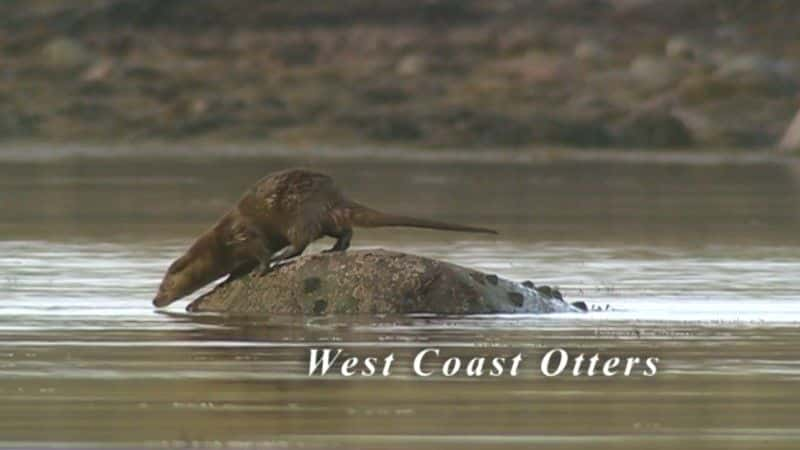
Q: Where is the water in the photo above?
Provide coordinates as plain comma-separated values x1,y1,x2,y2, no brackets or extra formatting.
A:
1,151,800,448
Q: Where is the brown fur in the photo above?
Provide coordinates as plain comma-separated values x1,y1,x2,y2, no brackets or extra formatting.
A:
153,168,497,307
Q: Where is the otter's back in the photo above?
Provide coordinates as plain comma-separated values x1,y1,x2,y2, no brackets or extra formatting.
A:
237,169,345,232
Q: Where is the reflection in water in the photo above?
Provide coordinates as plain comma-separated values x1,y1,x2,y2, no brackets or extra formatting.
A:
0,156,800,448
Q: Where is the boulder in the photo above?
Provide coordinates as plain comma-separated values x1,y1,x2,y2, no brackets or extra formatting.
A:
187,249,580,315
665,36,698,61
629,55,684,89
574,40,610,64
396,54,428,77
41,37,93,69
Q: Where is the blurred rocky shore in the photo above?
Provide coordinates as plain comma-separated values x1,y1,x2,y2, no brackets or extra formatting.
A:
2,0,800,151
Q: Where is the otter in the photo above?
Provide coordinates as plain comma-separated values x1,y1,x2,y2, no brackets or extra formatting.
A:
153,169,497,307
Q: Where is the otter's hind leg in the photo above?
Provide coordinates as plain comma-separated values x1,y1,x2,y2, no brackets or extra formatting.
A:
323,229,352,253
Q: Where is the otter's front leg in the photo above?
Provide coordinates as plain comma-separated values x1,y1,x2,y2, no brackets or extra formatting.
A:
227,222,274,277
221,260,259,285
255,248,274,275
266,241,309,270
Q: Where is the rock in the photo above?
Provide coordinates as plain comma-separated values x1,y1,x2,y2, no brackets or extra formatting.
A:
779,107,800,152
616,110,693,148
629,55,684,89
665,36,698,61
571,301,588,312
396,54,428,77
82,59,114,82
574,40,610,64
41,37,93,69
187,249,580,315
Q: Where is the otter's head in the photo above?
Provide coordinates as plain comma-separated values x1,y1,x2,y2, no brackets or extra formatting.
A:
153,254,200,308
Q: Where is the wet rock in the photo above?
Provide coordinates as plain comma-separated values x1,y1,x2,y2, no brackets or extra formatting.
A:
571,301,588,312
187,249,580,315
536,285,552,296
507,291,524,307
41,37,93,69
616,110,693,148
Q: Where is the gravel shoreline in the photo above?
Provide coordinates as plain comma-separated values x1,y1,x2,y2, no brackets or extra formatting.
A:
2,1,799,151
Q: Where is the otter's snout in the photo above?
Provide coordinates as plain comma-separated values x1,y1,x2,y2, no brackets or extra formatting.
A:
152,291,174,308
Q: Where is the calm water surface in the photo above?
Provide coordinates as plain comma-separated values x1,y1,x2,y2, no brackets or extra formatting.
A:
1,153,800,449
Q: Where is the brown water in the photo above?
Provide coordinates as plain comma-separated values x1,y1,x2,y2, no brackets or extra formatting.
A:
1,152,800,449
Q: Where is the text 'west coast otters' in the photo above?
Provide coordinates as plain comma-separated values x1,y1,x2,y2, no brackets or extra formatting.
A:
308,348,659,377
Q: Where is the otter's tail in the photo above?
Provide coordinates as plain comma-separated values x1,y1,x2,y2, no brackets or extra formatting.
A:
346,203,497,234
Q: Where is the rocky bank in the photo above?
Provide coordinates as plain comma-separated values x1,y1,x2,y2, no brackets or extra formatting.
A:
1,0,800,150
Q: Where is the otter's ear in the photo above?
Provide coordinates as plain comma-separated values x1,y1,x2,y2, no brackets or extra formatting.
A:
168,254,190,273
